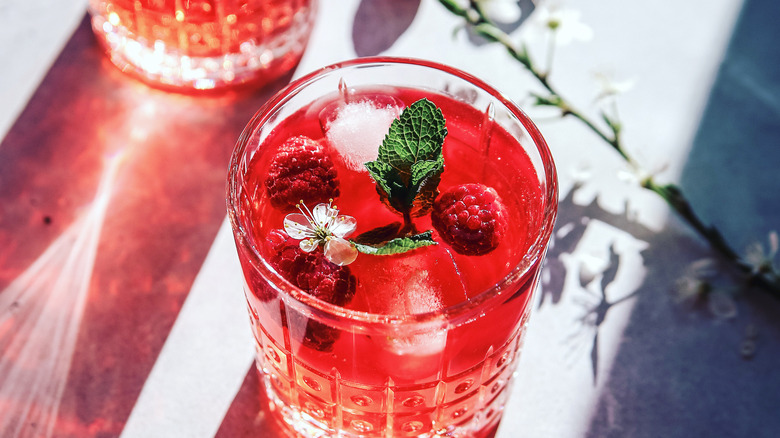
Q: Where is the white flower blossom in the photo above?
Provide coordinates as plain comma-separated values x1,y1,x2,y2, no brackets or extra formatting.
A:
744,231,779,275
617,159,668,187
529,5,593,45
478,0,522,24
283,200,358,266
674,258,738,319
593,71,635,104
674,258,716,302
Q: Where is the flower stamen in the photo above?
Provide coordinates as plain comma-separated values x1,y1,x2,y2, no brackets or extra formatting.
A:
284,200,358,265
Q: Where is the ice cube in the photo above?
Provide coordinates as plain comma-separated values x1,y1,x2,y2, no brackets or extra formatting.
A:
353,245,469,315
320,95,404,171
397,267,442,314
379,259,448,356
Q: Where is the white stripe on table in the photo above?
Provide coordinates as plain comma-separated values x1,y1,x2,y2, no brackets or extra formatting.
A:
120,218,254,438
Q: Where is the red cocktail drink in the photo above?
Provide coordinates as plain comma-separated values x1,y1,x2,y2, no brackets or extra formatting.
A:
89,0,316,91
228,58,557,437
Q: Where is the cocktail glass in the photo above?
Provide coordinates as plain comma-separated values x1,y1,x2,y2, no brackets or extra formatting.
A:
88,0,317,91
227,57,558,437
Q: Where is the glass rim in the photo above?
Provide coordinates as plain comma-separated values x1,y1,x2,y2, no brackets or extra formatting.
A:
227,56,558,326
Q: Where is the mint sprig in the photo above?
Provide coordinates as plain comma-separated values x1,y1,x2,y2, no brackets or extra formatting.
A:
352,231,437,255
365,98,447,222
354,98,447,256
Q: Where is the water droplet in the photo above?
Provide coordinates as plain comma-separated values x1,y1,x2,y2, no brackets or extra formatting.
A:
479,102,496,179
338,77,350,103
452,407,468,418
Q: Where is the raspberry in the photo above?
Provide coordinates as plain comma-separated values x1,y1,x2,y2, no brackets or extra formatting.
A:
431,183,508,256
272,246,356,307
269,234,356,351
265,136,340,210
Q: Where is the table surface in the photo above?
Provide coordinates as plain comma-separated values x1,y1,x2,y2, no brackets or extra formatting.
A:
2,1,779,437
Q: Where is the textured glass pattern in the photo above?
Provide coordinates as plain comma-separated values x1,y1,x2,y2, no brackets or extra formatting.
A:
251,306,531,437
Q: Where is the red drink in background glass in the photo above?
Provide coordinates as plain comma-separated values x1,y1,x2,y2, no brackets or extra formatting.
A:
228,58,558,437
88,0,316,91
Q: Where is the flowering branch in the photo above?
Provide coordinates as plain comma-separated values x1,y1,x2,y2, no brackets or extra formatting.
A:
438,0,780,299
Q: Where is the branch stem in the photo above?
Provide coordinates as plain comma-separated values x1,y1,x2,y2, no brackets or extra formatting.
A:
438,0,780,299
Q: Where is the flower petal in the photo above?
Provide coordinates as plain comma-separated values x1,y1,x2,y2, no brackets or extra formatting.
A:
300,238,319,252
687,258,717,278
744,241,765,268
530,6,593,46
329,215,357,238
324,237,358,266
769,231,779,257
593,72,636,103
312,203,338,228
481,0,522,24
284,213,315,239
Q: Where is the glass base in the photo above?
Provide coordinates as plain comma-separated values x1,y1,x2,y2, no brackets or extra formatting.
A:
89,11,312,92
259,363,507,438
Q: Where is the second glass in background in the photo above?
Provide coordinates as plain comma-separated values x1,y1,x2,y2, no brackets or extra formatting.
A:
89,0,317,91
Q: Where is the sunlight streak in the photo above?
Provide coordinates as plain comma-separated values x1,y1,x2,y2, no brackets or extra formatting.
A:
0,152,124,438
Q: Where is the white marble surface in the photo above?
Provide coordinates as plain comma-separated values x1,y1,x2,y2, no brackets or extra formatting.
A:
4,0,778,437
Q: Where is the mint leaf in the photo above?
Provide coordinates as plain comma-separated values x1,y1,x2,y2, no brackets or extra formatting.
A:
378,99,446,167
364,161,395,201
365,98,447,217
411,157,443,188
352,231,437,256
